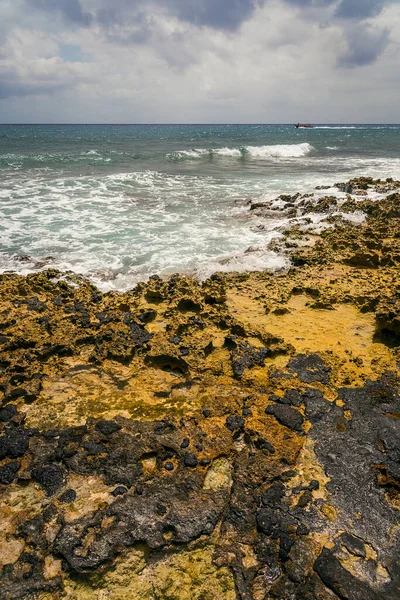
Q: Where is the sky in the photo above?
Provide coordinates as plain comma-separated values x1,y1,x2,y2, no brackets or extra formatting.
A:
0,0,399,123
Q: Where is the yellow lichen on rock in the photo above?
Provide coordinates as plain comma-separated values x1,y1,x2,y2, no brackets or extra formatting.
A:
1,181,400,600
41,544,236,600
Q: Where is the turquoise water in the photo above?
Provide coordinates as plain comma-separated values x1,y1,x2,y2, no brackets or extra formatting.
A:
0,124,399,289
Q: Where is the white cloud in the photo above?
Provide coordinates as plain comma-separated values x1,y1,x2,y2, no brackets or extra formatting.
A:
0,0,399,122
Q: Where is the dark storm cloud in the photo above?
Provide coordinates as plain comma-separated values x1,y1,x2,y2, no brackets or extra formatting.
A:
22,0,266,35
338,24,389,66
19,0,395,36
281,0,336,6
94,0,266,32
167,0,263,31
281,0,389,14
335,0,385,19
25,0,92,26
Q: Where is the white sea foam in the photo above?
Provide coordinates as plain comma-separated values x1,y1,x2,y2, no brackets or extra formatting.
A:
315,126,400,130
169,143,314,160
245,143,314,158
314,126,357,129
2,134,399,292
194,249,289,282
212,147,243,157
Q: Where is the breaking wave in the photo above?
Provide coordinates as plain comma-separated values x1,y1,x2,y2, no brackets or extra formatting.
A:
169,143,314,160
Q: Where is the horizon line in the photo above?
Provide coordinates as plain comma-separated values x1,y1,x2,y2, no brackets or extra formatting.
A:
1,122,399,126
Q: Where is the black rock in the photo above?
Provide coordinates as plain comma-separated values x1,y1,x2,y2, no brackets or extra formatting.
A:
154,421,175,435
32,465,65,496
156,504,168,516
261,483,285,506
83,442,106,455
279,532,294,562
225,415,245,432
112,486,128,497
287,354,331,384
0,429,29,459
314,548,381,600
44,429,60,439
308,479,320,491
231,343,269,378
296,523,310,536
242,407,253,416
184,453,198,468
154,391,170,398
297,490,313,508
180,437,190,449
123,315,152,346
339,532,366,558
59,489,77,503
164,462,174,471
256,507,279,535
303,388,331,423
265,404,304,433
283,389,303,407
202,409,211,418
96,420,122,435
259,439,275,454
137,310,156,324
0,461,21,485
200,459,211,466
162,450,175,460
282,469,297,479
65,426,87,440
0,404,18,422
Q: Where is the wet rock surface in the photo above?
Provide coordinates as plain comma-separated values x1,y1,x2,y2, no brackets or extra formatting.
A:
0,179,399,599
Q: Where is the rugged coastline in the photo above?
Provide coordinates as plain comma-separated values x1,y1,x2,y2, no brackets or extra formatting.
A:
0,177,399,599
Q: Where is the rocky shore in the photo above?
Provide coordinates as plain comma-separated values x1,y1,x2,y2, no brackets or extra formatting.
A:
0,177,399,600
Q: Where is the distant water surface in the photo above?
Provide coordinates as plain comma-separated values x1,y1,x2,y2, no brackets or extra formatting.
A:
0,124,399,290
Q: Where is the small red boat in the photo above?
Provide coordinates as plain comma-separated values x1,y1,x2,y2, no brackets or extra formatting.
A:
295,123,313,129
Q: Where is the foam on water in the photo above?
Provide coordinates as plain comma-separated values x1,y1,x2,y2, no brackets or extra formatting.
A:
169,143,314,160
314,126,357,129
1,124,399,290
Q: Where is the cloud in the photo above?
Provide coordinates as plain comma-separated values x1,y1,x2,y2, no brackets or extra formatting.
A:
0,0,399,122
338,23,389,66
25,0,92,26
0,55,95,99
26,0,265,33
166,0,263,31
0,70,63,99
282,0,336,6
335,0,385,19
92,0,266,37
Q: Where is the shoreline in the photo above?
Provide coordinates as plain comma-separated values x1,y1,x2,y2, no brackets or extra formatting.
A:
1,175,399,291
0,176,399,599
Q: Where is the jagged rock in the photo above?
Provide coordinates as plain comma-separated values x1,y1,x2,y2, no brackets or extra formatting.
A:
0,428,29,459
265,404,304,433
31,464,66,496
0,461,21,484
314,549,382,600
1,185,400,599
339,532,366,558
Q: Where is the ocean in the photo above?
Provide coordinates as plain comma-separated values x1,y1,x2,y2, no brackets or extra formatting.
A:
0,124,399,291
